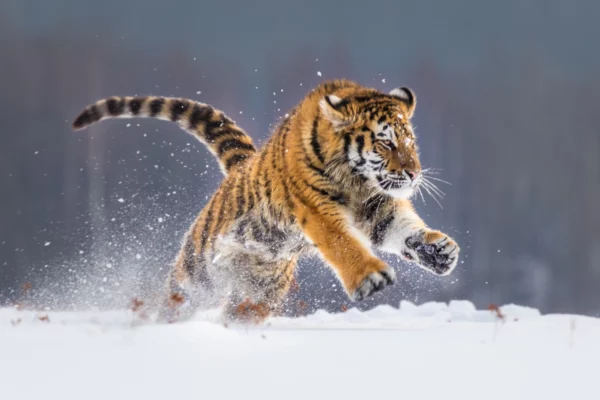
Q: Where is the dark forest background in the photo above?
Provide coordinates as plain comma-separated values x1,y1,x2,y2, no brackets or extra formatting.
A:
1,0,599,316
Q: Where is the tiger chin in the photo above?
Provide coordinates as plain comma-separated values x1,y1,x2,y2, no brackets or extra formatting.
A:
72,79,460,323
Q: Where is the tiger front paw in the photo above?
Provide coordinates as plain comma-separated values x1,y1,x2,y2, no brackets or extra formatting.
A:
350,263,396,301
404,230,459,276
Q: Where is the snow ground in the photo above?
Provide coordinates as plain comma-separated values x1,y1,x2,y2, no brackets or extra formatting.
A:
1,301,599,400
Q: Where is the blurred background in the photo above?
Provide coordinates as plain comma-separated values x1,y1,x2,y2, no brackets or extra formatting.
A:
1,0,599,316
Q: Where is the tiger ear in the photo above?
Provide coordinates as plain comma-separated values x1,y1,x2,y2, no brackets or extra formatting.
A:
319,95,351,129
390,87,416,117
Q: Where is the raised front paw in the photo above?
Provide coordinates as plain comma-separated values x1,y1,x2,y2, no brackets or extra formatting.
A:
351,264,396,301
405,230,459,276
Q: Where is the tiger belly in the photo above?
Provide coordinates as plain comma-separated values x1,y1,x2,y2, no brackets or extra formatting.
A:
212,216,311,266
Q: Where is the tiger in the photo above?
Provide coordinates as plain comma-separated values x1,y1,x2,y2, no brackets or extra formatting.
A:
72,79,460,323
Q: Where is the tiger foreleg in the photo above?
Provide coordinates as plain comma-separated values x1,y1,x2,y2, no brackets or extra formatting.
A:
375,199,460,276
297,205,396,302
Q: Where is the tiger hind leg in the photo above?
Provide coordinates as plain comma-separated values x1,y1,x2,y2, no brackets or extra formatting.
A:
156,244,215,323
156,269,196,323
222,258,297,324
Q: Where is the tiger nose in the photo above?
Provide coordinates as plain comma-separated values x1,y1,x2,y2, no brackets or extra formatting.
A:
403,169,418,181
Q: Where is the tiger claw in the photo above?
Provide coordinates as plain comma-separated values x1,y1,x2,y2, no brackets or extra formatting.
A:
351,266,396,301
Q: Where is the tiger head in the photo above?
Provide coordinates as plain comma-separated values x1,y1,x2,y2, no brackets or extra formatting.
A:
320,85,422,199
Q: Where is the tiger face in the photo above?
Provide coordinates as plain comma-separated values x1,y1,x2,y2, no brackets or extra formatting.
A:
320,86,422,199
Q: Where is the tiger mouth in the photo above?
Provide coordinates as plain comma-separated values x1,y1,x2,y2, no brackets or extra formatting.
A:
376,176,410,191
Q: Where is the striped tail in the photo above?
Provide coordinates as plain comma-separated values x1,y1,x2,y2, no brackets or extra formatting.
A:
72,96,256,174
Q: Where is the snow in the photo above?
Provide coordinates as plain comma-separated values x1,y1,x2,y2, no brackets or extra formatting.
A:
1,301,598,400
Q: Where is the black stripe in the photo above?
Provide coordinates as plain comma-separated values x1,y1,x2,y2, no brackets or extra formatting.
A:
322,81,338,93
235,176,246,219
189,104,212,130
371,214,395,245
106,97,125,116
329,193,347,205
235,218,250,239
286,176,311,209
262,155,272,200
205,117,233,142
397,87,414,105
376,175,390,190
204,112,234,143
182,235,195,265
325,94,349,110
354,96,373,103
199,199,215,253
343,133,352,156
305,158,328,177
149,98,165,117
310,116,325,164
225,153,249,170
353,94,390,103
303,179,346,205
206,117,228,131
170,100,189,121
246,181,255,212
73,105,102,129
254,145,268,200
355,135,366,166
217,138,256,155
264,178,272,200
278,122,295,212
356,134,365,154
211,194,228,252
129,98,143,115
88,105,102,123
182,235,196,278
246,154,258,212
206,127,246,143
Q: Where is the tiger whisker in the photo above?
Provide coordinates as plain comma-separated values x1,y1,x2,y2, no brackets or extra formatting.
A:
420,178,446,197
421,184,445,204
375,196,385,215
363,186,385,205
416,176,444,207
421,167,443,172
421,174,452,185
416,186,427,205
420,183,443,209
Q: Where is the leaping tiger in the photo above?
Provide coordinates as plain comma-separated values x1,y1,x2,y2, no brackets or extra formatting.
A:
73,79,460,322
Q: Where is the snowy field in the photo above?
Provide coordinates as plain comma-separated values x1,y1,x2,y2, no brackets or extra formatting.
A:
1,301,599,400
